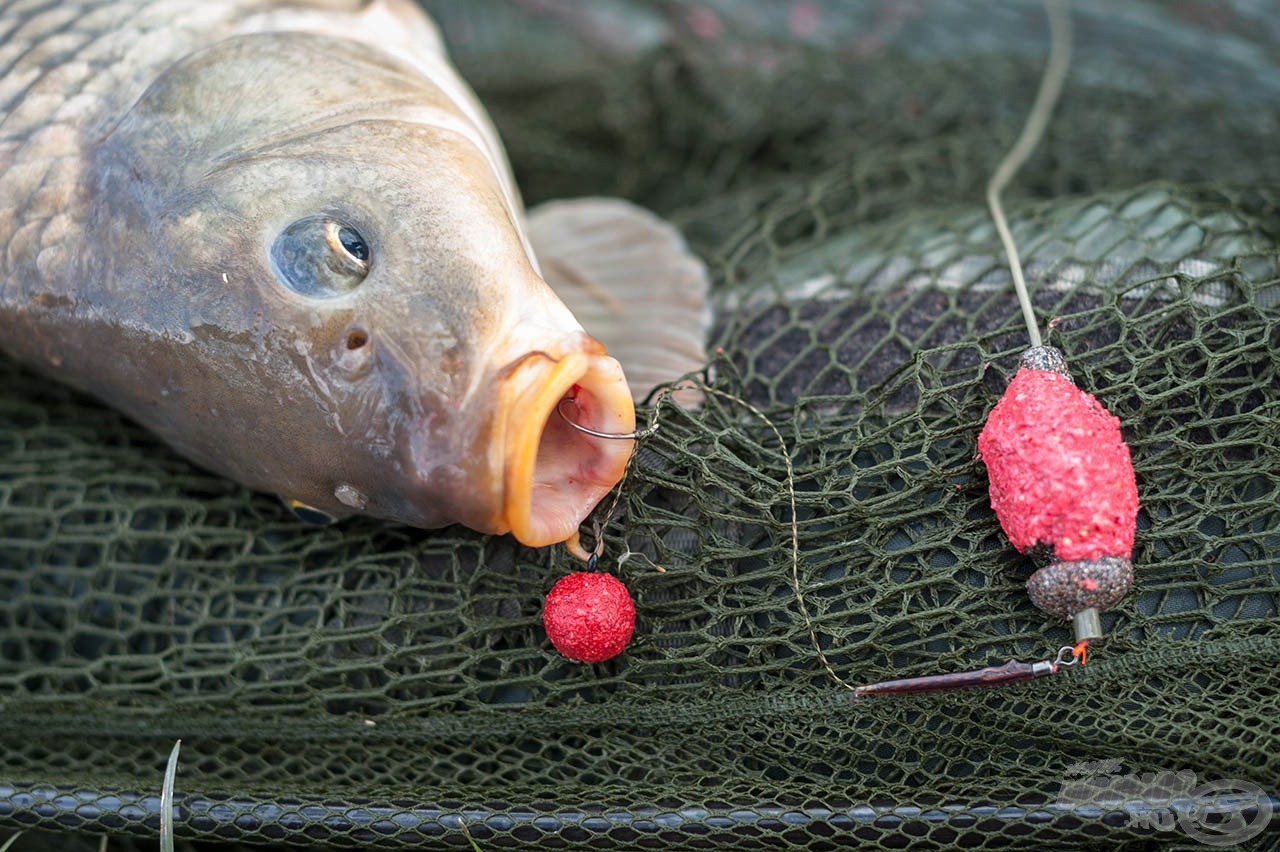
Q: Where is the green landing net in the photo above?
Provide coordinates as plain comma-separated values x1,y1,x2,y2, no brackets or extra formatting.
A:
1,1,1278,849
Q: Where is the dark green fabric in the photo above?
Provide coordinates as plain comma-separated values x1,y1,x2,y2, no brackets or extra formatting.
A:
1,1,1277,848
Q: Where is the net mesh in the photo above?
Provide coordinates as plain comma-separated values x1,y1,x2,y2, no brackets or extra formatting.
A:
2,0,1279,848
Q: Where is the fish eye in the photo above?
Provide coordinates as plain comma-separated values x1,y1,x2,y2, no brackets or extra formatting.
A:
270,216,370,297
336,225,369,263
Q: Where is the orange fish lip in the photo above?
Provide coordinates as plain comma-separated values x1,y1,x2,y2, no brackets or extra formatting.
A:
496,340,635,549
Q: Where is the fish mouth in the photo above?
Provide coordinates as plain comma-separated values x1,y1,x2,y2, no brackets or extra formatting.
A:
497,340,635,549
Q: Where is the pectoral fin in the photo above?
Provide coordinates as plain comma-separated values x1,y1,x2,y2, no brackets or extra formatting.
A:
283,497,339,526
527,198,711,404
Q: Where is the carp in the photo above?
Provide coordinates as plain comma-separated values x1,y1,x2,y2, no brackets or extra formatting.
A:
0,0,709,552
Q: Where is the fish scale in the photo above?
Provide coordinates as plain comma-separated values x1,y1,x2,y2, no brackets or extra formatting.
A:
0,0,251,316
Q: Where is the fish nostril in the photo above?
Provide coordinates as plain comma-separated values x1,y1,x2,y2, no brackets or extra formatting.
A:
336,325,374,377
345,327,369,350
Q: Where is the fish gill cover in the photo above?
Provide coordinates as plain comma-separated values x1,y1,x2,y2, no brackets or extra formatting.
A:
1,0,1279,849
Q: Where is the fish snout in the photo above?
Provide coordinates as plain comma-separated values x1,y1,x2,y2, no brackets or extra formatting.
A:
491,333,635,548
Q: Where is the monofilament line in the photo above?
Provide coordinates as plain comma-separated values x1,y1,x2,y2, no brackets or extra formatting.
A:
985,0,1072,348
572,377,851,687
692,387,848,689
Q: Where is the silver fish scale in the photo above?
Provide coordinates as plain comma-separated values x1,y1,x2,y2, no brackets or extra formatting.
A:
0,0,255,306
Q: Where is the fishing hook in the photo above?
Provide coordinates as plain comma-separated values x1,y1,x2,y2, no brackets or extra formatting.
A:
556,397,661,440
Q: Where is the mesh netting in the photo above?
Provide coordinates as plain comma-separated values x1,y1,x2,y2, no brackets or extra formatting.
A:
2,0,1279,849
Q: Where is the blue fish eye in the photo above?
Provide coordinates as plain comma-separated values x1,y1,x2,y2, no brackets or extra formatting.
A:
271,216,370,297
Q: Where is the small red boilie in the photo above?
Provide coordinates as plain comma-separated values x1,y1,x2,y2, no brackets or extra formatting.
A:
543,572,635,663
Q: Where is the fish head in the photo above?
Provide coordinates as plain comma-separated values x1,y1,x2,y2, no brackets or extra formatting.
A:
89,33,635,547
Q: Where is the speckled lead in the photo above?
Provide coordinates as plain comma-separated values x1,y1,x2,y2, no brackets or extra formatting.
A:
1020,345,1072,379
1026,556,1134,619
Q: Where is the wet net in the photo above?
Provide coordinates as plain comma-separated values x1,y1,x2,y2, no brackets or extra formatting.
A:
2,0,1279,849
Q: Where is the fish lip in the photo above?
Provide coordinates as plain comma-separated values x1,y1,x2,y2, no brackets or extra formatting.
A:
496,337,635,549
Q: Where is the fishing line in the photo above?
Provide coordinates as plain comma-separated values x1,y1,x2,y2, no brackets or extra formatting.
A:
563,372,1084,694
560,0,1079,691
855,0,1112,696
687,383,852,691
558,390,669,561
561,373,853,688
986,0,1071,348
